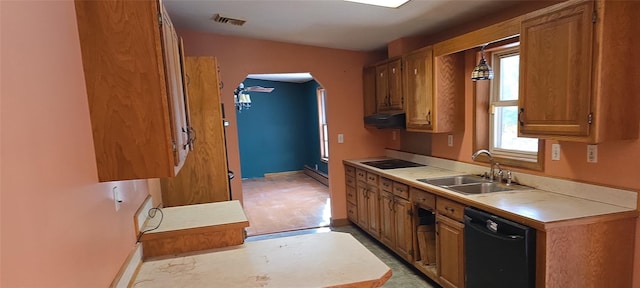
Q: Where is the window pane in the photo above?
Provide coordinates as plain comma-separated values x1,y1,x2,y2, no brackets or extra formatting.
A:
493,106,538,152
499,55,519,101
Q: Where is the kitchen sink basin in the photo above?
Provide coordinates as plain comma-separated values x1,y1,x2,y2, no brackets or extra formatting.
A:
417,175,531,195
447,182,516,194
418,175,488,186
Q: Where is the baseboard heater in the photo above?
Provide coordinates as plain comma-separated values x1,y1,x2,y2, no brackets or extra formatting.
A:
304,165,329,187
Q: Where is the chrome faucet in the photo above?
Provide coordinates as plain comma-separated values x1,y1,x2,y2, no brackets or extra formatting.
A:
472,149,495,181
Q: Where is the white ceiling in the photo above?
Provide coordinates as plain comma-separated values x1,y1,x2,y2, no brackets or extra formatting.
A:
164,0,523,83
163,0,522,52
246,73,314,83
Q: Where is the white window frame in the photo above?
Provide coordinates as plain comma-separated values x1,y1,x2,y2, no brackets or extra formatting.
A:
317,88,329,162
489,47,539,162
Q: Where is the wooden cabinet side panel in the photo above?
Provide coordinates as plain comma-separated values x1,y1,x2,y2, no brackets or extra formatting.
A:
74,1,174,181
433,53,464,133
362,66,377,117
543,217,636,288
592,0,640,141
141,228,245,259
519,0,593,137
161,57,230,207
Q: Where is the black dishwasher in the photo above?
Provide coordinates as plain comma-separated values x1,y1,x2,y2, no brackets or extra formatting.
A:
464,207,536,288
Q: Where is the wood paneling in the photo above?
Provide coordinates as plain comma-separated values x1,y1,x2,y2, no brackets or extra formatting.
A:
540,217,636,288
363,66,377,117
161,57,230,207
434,16,521,56
434,53,465,133
142,228,245,259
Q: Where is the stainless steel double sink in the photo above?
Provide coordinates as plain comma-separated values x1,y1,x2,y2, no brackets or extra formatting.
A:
417,174,530,195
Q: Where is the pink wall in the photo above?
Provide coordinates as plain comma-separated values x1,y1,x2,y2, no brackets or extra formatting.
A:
178,30,397,219
1,2,156,286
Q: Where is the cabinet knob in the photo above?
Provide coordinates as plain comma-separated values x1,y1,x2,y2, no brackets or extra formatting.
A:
519,108,525,126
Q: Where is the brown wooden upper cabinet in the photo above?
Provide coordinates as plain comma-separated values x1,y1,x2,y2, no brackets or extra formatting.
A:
404,47,462,133
376,58,404,112
75,0,192,182
518,0,639,143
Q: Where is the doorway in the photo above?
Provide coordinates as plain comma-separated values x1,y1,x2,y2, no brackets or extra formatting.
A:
235,73,331,236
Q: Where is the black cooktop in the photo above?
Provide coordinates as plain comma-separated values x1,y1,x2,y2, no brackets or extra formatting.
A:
361,159,425,170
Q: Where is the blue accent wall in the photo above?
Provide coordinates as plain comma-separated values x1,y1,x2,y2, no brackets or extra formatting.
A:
237,78,329,178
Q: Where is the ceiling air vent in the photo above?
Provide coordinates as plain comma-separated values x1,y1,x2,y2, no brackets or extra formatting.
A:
212,14,246,26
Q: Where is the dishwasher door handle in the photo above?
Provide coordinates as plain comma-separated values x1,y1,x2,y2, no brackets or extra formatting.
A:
466,218,524,241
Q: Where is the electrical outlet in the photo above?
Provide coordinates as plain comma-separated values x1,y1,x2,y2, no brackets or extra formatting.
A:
113,186,122,212
587,144,598,163
447,135,453,147
551,144,560,161
337,134,344,144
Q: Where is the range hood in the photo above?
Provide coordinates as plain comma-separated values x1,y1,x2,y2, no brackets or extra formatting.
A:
364,112,405,129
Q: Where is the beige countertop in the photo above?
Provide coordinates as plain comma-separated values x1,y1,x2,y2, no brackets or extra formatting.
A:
141,200,249,238
345,154,637,229
132,232,392,288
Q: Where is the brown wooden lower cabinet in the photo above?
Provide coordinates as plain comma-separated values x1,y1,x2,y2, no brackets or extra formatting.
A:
436,214,464,288
343,164,636,288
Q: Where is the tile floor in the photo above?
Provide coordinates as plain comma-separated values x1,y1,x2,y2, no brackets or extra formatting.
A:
242,173,437,287
242,173,331,236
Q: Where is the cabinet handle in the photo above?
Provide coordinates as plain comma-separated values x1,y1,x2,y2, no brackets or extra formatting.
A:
519,108,525,126
388,197,394,212
445,206,455,213
426,110,431,125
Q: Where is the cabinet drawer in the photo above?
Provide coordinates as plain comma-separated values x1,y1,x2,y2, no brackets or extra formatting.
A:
366,172,379,186
393,182,409,199
380,177,393,192
345,165,356,177
346,186,357,204
437,197,465,222
346,176,356,188
411,187,436,210
356,169,366,182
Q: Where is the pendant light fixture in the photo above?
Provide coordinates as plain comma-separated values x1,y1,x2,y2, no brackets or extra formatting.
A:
471,44,494,81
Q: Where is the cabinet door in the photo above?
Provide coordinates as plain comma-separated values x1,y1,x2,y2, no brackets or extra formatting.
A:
387,58,404,110
363,66,377,117
160,4,190,168
356,183,369,228
404,47,434,131
519,0,594,138
74,0,190,182
437,215,465,288
395,197,414,262
367,185,381,238
376,64,390,111
160,57,230,207
380,191,396,248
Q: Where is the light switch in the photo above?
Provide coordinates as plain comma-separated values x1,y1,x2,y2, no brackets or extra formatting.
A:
551,144,560,161
338,134,344,144
447,135,453,147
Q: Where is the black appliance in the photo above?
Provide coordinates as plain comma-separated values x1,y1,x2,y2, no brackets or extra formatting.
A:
464,207,536,288
364,112,406,129
361,159,424,169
